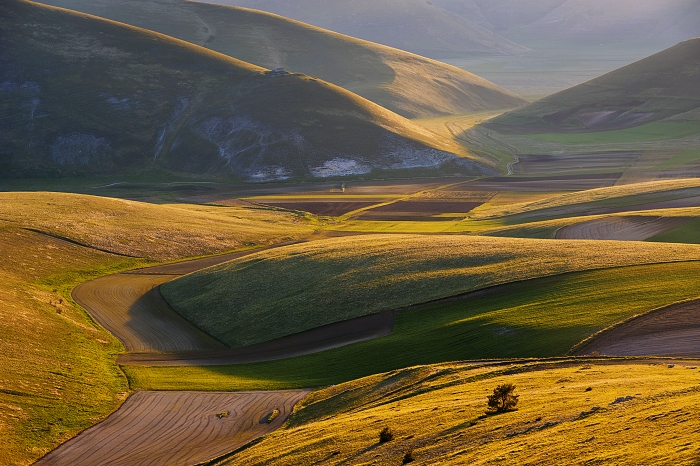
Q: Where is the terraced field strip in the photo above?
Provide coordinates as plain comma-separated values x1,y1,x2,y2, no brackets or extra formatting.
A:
556,216,693,241
72,242,304,353
118,309,394,366
576,299,700,357
35,390,310,466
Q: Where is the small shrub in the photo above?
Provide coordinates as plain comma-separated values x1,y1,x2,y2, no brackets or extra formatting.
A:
379,426,394,443
402,449,415,464
266,409,280,423
487,383,519,413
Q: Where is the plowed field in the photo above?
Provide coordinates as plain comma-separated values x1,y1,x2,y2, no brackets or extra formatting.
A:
35,390,309,466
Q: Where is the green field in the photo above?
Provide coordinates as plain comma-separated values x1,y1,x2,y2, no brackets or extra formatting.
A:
653,149,700,170
648,218,700,244
160,234,700,347
527,122,700,145
128,261,700,391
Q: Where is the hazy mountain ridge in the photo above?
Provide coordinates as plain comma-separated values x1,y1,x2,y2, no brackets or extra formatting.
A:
486,38,700,132
197,0,528,58
34,0,527,119
2,0,491,180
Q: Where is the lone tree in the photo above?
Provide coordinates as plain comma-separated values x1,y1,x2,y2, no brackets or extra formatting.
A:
487,383,519,413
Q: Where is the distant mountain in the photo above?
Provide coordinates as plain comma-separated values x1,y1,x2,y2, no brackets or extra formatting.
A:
486,38,700,132
35,0,527,119
435,0,700,46
194,0,528,58
1,0,492,180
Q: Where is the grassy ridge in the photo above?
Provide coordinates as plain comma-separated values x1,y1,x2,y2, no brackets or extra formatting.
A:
129,261,700,391
194,0,527,58
225,361,700,465
161,235,700,347
2,0,483,180
36,0,526,118
0,191,316,464
487,38,700,132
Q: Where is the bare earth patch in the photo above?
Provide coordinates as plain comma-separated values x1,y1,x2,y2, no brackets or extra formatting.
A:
35,390,309,466
575,299,700,357
556,216,693,241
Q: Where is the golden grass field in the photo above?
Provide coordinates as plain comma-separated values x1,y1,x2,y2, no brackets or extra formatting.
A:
227,360,700,465
0,192,315,465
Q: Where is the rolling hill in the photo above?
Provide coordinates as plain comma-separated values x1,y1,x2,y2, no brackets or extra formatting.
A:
1,0,490,181
160,234,700,348
34,0,527,119
0,191,313,464
196,0,528,58
486,38,700,133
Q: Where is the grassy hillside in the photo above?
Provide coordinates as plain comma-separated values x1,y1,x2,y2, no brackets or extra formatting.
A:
0,191,317,464
0,192,314,260
224,361,700,465
129,261,700,391
161,234,700,347
196,0,527,58
2,0,486,181
487,38,700,133
35,0,527,119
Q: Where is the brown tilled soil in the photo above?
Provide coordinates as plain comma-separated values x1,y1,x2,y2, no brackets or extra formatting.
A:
118,310,394,366
73,274,226,353
259,201,379,216
76,235,392,365
512,154,639,177
556,216,693,241
575,299,700,357
365,201,483,213
467,173,622,191
35,390,310,466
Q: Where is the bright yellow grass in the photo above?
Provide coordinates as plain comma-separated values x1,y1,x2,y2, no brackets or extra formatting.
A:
230,361,700,465
0,192,315,260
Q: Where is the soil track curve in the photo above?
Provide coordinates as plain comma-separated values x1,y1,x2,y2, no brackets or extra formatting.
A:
36,390,310,466
575,298,700,357
556,216,692,241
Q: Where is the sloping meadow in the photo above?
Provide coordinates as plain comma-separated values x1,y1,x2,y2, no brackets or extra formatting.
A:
161,234,700,347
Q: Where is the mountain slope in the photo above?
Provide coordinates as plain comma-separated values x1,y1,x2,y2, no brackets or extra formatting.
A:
197,0,528,58
1,0,491,180
34,0,527,119
486,38,700,132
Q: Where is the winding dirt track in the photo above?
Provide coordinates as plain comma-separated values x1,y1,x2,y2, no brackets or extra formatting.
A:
556,216,692,241
575,299,700,357
74,237,392,365
36,390,310,466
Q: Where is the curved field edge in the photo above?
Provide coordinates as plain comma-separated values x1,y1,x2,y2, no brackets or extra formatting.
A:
126,260,700,391
161,234,700,348
0,192,316,465
469,179,700,220
479,207,700,240
221,360,700,465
